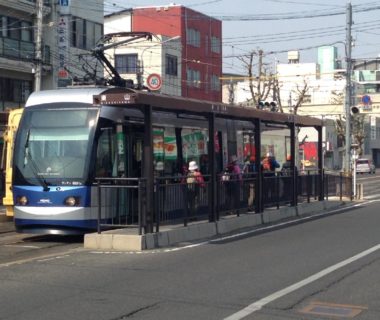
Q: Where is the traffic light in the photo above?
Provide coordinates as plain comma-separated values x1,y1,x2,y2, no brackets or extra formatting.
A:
351,106,360,114
257,101,277,112
270,101,277,112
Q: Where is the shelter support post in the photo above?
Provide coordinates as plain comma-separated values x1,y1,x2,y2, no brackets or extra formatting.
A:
290,121,297,206
317,126,324,201
208,112,216,222
143,105,154,233
254,119,263,213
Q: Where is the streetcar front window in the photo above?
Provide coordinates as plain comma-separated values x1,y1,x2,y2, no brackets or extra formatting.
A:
14,107,98,186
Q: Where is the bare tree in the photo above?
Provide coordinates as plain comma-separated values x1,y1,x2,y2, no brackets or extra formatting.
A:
238,50,274,109
352,114,366,156
330,90,366,155
239,49,309,114
291,81,309,115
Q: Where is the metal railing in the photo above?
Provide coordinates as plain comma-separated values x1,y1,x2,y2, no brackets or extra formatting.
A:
96,177,146,235
95,170,352,233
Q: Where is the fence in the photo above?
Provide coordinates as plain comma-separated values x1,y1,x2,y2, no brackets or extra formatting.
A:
96,170,352,233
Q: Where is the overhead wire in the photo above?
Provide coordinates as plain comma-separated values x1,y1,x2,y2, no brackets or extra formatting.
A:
3,0,380,84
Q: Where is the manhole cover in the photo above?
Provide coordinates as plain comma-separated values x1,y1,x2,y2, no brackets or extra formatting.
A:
299,301,367,318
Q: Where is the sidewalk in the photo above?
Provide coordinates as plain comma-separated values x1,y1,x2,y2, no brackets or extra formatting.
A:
84,199,350,252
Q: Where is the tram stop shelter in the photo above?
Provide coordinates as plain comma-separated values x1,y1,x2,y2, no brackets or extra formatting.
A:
85,88,349,251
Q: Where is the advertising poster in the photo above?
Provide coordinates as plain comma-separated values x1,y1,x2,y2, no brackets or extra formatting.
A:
153,128,164,160
164,127,177,160
300,142,318,168
182,129,207,161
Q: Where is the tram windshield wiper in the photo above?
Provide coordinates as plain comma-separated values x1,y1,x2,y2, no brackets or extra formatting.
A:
23,129,50,192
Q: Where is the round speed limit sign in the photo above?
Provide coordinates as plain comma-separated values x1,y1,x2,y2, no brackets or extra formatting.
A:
146,73,162,91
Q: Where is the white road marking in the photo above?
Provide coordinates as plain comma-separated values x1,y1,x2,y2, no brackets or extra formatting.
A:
3,244,40,249
224,243,380,320
364,194,380,199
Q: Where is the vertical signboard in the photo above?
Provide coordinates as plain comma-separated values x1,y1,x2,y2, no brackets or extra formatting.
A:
57,15,70,87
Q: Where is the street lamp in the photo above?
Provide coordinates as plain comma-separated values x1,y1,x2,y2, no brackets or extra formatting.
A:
137,35,180,89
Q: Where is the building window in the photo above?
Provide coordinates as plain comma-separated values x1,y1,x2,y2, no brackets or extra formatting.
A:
186,28,200,47
210,74,220,91
71,17,84,49
1,17,33,41
211,36,221,54
187,68,201,88
21,21,33,42
165,54,178,76
7,17,21,40
0,77,32,105
115,54,138,74
71,17,102,50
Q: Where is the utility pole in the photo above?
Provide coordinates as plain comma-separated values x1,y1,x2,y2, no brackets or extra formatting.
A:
228,79,235,104
34,0,43,91
344,1,353,173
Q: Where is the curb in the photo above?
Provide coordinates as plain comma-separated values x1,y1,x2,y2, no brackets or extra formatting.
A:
84,200,349,251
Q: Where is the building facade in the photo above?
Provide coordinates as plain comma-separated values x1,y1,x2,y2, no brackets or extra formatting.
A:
352,59,380,166
0,0,103,111
105,4,222,102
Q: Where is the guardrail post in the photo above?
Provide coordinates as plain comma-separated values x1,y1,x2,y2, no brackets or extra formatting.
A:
339,172,343,201
97,181,101,234
138,179,143,235
276,173,280,209
307,170,311,203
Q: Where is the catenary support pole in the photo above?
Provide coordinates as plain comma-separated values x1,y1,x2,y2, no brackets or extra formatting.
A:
34,0,43,91
344,1,353,173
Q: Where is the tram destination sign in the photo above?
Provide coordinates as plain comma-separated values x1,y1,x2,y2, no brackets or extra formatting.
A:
94,93,137,105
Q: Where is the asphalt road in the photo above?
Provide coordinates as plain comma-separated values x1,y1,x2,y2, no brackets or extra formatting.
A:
0,199,379,320
356,171,380,200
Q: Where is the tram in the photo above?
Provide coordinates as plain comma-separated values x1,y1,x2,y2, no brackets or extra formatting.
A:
12,85,321,234
11,87,249,233
2,108,23,216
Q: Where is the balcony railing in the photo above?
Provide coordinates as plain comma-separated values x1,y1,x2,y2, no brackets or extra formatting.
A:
21,0,51,6
0,37,50,64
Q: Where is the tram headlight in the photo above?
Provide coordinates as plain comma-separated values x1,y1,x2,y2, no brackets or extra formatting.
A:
64,196,80,206
16,196,28,206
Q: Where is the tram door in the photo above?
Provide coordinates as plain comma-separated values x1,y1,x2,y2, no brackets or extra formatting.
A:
123,124,144,223
125,125,144,178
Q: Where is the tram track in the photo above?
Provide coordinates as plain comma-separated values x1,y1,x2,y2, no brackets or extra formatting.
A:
0,226,84,266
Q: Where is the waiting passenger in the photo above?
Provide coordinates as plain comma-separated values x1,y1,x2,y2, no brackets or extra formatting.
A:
262,152,280,176
225,155,242,214
186,161,205,218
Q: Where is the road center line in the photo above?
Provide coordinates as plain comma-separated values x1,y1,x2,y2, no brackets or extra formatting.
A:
224,243,380,320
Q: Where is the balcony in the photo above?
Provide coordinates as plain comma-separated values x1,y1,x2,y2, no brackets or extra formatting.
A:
21,0,51,5
0,38,50,65
4,0,52,15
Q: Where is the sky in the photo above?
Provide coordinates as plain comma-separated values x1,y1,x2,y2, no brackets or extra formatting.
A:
104,0,380,74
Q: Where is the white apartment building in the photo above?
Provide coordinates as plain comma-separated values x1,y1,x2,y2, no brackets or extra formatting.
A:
104,10,182,97
0,0,103,110
222,49,346,169
102,33,182,96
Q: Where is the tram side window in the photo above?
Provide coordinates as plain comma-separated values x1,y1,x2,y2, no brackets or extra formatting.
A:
96,128,115,177
153,127,178,176
182,128,208,174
